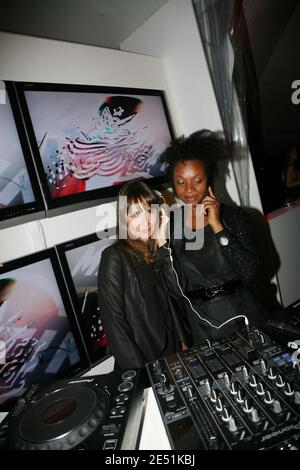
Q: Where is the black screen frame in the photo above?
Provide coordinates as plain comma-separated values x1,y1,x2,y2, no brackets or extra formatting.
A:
15,81,175,216
56,228,116,366
0,248,90,412
0,82,45,228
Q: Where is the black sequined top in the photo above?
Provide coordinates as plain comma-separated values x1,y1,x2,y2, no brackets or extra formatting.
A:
156,204,263,343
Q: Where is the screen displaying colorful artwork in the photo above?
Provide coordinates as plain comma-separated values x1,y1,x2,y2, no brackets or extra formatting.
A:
0,250,88,411
57,231,116,364
16,83,173,211
0,82,44,226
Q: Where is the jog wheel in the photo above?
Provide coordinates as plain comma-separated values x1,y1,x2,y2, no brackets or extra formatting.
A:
14,384,109,450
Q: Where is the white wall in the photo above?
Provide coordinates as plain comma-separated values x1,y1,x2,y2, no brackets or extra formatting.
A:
121,0,244,207
0,31,169,261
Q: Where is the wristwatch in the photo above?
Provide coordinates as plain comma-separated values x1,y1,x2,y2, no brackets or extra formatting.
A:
219,235,229,246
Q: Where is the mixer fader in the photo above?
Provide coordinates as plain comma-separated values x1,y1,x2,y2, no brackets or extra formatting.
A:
146,326,300,450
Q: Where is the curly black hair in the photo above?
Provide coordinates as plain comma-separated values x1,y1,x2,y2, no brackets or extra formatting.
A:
160,129,230,187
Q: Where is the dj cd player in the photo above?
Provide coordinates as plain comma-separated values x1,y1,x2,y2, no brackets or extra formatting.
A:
0,369,145,450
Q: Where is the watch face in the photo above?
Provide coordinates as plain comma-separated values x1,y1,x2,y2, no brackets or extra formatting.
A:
219,236,229,246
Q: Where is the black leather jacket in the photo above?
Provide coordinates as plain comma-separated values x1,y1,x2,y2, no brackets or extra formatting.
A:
97,243,186,370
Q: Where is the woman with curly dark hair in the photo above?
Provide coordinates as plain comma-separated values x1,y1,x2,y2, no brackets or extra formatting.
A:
157,129,265,344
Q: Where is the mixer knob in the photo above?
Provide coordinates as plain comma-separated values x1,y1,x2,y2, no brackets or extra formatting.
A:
175,368,184,380
250,408,260,423
221,405,231,422
237,389,245,404
294,391,300,405
273,399,282,414
215,397,223,412
185,385,194,400
284,383,294,397
242,366,249,381
188,357,199,367
275,374,285,388
223,372,230,389
249,374,258,388
204,379,211,396
210,389,218,403
208,435,219,450
256,382,265,396
242,398,253,413
260,359,267,375
264,390,274,405
259,333,265,345
166,397,178,410
267,367,277,380
158,373,173,395
228,416,238,433
230,381,238,396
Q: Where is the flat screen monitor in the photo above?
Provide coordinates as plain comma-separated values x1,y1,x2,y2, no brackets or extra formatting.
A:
0,82,45,228
56,229,116,365
15,82,174,216
0,249,89,411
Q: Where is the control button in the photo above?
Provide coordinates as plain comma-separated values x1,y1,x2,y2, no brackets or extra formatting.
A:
256,382,265,396
118,381,133,392
166,398,177,409
175,368,184,380
221,405,231,422
264,390,274,405
230,381,238,396
110,406,126,416
228,416,238,433
273,400,282,414
208,435,219,450
215,397,223,412
249,374,258,388
242,366,249,381
204,379,211,396
250,408,260,423
122,370,136,380
185,385,194,400
260,359,267,375
236,389,245,404
223,372,230,389
284,383,294,397
115,393,129,403
210,389,217,403
275,374,285,388
242,398,253,414
294,391,300,405
103,439,117,450
267,368,277,380
188,357,199,367
259,333,265,344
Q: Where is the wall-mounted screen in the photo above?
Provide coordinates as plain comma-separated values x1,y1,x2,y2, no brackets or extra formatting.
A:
0,249,89,411
56,229,116,365
16,82,174,216
0,82,45,228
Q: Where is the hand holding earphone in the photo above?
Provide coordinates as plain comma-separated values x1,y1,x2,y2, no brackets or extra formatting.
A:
202,186,224,233
156,205,170,247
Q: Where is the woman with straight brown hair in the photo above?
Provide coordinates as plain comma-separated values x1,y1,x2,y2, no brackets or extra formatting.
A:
97,180,188,370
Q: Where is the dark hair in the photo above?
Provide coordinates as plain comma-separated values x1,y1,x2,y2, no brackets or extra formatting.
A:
160,129,230,188
117,180,160,263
